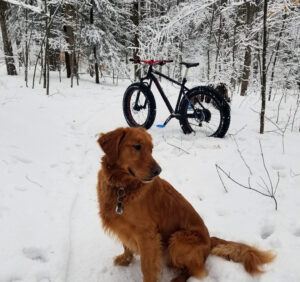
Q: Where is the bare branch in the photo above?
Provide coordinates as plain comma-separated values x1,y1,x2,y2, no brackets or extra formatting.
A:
215,164,228,193
229,124,247,137
2,0,42,13
259,140,274,193
215,140,279,210
291,93,300,132
232,135,253,175
290,169,300,178
162,136,190,155
25,175,43,189
215,164,270,197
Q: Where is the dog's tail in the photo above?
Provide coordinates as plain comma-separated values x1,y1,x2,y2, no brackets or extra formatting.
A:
210,236,275,274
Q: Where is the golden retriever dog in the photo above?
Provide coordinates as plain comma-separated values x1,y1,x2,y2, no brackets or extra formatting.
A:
96,127,274,282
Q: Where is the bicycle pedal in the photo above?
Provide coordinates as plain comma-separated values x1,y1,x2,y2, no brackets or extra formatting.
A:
156,124,166,128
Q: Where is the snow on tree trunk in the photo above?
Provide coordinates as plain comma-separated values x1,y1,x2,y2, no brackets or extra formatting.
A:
260,0,268,134
240,1,255,96
63,3,77,79
0,0,17,75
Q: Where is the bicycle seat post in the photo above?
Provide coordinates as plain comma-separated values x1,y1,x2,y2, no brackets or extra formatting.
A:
182,66,189,84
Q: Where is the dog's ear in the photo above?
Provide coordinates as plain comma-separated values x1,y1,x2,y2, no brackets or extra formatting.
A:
97,128,127,164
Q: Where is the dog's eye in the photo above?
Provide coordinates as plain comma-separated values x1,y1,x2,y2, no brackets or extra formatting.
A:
133,144,142,151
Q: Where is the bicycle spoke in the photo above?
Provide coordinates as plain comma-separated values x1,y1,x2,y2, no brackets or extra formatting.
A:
128,90,150,126
193,96,207,110
183,92,222,136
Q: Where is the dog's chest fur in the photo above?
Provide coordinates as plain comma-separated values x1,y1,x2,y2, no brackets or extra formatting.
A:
97,170,151,253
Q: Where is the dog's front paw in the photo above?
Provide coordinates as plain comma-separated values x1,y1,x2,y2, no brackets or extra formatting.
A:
114,253,133,266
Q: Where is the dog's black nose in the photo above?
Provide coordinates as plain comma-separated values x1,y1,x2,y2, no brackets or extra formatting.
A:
152,165,162,177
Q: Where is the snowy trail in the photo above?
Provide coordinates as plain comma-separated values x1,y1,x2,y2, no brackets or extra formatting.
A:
1,74,300,282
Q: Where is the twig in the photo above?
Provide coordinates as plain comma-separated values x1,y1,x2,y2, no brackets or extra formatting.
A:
229,124,247,137
276,90,285,123
259,140,273,192
251,108,283,133
215,164,270,197
259,140,278,209
281,106,292,153
290,169,300,178
232,135,252,175
25,175,43,188
215,164,228,193
291,93,300,132
215,140,279,210
251,107,292,154
274,171,280,195
162,136,190,154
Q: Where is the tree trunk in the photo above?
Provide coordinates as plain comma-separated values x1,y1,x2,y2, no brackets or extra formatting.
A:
213,11,223,80
43,0,50,95
240,1,255,96
260,0,268,134
231,14,238,90
0,0,17,75
268,16,286,101
90,0,99,84
207,4,216,81
64,3,77,79
65,51,71,77
132,1,140,80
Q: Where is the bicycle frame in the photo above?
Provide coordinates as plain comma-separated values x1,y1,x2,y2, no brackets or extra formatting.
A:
140,65,190,118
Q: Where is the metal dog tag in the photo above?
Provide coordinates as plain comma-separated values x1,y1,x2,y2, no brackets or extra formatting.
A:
116,202,124,215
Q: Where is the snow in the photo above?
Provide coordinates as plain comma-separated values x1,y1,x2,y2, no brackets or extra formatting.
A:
0,70,300,282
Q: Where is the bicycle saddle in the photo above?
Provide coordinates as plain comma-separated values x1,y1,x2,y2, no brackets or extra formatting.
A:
180,62,199,68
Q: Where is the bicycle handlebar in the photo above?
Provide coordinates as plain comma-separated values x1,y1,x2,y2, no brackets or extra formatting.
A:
129,58,173,66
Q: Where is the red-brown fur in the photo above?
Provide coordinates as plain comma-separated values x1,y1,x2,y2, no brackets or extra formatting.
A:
97,127,275,282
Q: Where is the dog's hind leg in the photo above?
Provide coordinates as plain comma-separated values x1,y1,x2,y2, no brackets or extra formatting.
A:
168,230,210,281
114,244,134,266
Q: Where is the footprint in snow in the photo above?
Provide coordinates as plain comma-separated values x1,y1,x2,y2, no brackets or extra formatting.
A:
11,155,33,164
100,266,108,273
14,186,27,192
271,164,285,170
0,206,9,218
261,224,275,239
9,278,22,282
22,247,48,263
38,277,51,282
293,228,300,237
216,208,228,217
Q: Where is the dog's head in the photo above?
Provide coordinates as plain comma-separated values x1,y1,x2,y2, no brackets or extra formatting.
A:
98,127,162,183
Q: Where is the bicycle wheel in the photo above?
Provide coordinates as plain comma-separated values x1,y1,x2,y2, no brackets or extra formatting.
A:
179,86,230,137
123,82,156,129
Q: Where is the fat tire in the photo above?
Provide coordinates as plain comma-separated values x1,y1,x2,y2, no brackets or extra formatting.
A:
179,86,230,137
123,82,156,129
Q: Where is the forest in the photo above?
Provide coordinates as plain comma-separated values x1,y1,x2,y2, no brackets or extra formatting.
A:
1,0,299,95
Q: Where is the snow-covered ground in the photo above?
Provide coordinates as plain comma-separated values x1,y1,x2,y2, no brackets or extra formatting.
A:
0,71,300,282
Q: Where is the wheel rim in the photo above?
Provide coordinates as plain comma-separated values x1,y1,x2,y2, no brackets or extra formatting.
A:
127,88,150,126
186,95,222,136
